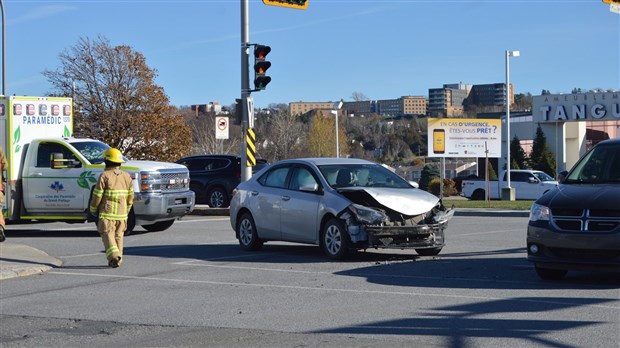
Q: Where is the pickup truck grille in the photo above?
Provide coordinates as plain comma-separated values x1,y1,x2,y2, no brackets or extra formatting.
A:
160,172,190,192
551,208,620,233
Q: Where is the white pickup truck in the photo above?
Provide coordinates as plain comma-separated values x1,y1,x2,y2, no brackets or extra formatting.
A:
461,169,558,200
1,96,195,233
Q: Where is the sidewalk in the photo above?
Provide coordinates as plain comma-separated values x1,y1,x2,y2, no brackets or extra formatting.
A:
0,205,528,281
0,242,63,280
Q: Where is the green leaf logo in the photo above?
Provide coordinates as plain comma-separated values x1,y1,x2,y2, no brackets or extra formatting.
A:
63,125,71,138
14,125,20,143
13,126,21,154
78,171,97,189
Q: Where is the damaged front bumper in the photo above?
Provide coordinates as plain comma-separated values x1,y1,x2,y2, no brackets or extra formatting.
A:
343,207,454,250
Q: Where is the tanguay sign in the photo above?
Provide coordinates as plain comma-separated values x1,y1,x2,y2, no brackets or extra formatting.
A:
532,92,620,123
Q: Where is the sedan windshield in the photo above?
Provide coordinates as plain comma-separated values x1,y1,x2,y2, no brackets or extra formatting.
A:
318,164,412,189
565,143,620,184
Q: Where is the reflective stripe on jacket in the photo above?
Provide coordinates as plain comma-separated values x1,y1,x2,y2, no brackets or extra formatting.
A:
89,167,134,220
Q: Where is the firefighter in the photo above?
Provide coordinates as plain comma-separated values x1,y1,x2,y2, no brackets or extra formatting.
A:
0,147,8,242
89,148,134,268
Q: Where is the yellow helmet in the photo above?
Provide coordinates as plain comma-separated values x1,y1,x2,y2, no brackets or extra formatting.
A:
104,148,125,164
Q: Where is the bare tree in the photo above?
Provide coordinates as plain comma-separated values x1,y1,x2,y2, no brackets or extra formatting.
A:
43,35,190,161
179,107,242,155
254,108,305,161
350,92,370,101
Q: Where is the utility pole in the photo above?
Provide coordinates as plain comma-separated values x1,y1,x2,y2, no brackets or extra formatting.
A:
240,0,251,182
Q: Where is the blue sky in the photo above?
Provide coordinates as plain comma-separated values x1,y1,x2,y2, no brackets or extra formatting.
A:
4,0,620,108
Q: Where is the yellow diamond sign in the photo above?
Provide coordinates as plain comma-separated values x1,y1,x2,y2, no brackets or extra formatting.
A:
263,0,308,10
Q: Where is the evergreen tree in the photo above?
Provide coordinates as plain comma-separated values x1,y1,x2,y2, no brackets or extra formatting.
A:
419,164,440,191
510,135,528,169
535,148,557,177
488,162,498,180
530,124,557,175
530,124,546,167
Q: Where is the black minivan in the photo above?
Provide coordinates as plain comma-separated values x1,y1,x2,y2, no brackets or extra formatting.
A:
527,138,620,280
176,155,268,208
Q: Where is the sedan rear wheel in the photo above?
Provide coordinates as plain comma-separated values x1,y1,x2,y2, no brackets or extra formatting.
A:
237,213,263,251
321,218,349,260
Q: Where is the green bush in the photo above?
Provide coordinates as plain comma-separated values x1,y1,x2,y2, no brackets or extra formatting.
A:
428,178,458,197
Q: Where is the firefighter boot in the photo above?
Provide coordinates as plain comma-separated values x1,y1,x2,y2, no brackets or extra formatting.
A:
108,256,121,268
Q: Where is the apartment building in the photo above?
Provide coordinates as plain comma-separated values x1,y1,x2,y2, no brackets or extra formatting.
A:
467,83,514,108
341,100,376,117
377,96,427,117
289,101,336,115
428,82,515,117
428,85,469,117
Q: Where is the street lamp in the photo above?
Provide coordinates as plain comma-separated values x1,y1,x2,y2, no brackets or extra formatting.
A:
332,100,343,158
505,49,520,200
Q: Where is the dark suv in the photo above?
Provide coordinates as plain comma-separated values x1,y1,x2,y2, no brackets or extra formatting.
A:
176,154,268,208
527,138,620,280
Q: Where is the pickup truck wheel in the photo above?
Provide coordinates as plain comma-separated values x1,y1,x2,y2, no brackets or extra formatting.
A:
208,187,229,208
471,189,485,200
415,247,443,256
321,218,350,260
237,212,263,251
535,265,567,280
125,210,136,236
142,219,175,232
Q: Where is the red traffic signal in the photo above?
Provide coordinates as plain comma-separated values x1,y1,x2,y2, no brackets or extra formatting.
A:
254,45,271,60
253,44,272,90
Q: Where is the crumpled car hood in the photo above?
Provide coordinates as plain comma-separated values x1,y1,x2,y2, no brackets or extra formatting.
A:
338,187,440,216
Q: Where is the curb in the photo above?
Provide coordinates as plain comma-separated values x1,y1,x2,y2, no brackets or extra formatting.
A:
188,206,530,218
0,243,64,281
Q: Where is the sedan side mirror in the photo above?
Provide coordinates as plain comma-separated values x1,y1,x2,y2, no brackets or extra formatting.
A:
299,183,320,193
558,170,569,184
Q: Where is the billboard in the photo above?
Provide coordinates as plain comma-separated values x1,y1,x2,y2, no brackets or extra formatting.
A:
427,118,502,158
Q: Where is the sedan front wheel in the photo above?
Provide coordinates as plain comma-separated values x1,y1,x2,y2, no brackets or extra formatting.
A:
321,218,349,260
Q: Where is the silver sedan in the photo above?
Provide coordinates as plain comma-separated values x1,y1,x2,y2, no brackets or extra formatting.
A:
230,158,453,260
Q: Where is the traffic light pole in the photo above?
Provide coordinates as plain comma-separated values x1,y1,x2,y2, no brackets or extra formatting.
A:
240,0,252,182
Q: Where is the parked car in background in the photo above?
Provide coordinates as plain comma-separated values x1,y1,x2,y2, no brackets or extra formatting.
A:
461,169,558,200
527,138,620,280
176,154,268,208
229,157,454,260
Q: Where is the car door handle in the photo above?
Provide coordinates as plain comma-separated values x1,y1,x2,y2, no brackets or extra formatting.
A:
282,196,290,201
31,172,43,176
251,191,259,196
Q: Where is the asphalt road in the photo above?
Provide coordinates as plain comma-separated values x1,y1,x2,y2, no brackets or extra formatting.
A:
1,215,619,348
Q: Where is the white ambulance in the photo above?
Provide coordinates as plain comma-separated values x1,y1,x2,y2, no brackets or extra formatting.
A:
0,96,194,233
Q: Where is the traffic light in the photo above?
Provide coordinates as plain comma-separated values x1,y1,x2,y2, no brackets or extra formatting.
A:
253,44,272,90
263,0,309,10
234,99,242,125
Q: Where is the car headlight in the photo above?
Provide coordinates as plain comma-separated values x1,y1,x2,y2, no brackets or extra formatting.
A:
529,203,550,222
349,204,387,225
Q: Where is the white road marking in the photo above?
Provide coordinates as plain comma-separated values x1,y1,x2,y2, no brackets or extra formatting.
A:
454,228,523,236
49,270,620,310
60,241,239,258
